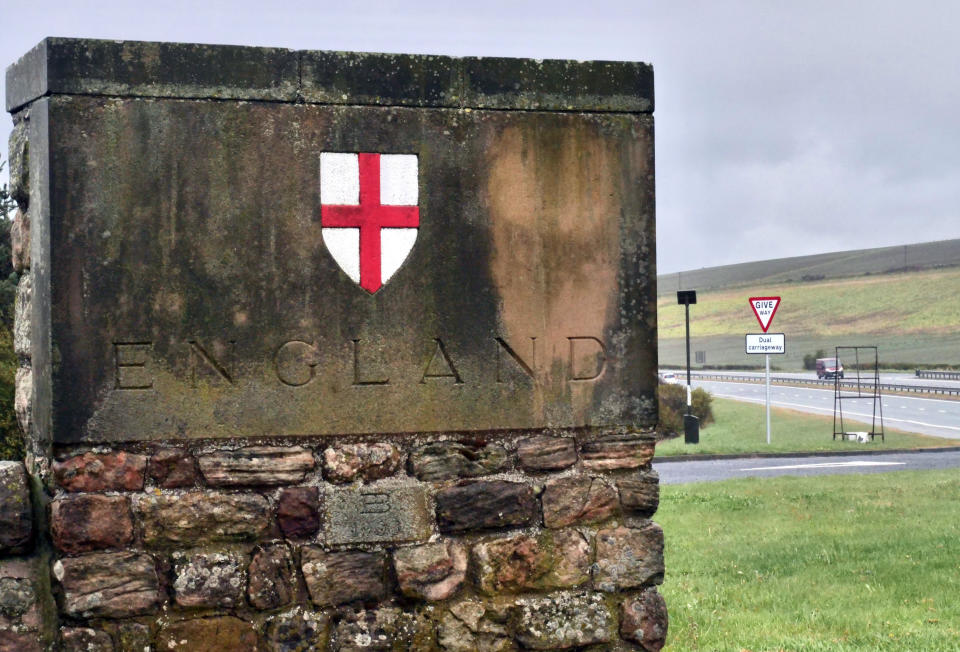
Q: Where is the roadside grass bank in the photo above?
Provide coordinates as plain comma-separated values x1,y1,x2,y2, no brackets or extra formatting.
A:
658,470,960,651
655,398,956,458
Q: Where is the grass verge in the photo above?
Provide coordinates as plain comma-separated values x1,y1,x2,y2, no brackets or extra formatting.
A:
656,398,956,458
658,470,960,650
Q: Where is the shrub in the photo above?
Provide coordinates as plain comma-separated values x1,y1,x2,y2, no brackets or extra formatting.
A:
657,383,713,435
803,349,827,371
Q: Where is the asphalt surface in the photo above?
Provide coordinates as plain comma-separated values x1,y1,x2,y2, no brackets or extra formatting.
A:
655,449,960,484
694,379,960,439
693,369,960,390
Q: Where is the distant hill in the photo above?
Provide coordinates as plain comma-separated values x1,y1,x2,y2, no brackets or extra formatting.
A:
658,238,960,297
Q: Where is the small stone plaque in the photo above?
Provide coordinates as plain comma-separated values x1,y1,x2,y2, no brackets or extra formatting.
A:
324,484,432,545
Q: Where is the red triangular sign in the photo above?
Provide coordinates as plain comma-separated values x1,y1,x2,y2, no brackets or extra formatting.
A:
749,296,781,333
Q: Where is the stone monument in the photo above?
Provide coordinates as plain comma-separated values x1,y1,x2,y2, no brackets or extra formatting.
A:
3,37,666,650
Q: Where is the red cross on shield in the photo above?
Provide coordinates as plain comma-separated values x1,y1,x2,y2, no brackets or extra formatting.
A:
320,152,420,293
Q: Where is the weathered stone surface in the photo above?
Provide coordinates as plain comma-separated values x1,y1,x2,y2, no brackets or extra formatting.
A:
13,274,31,359
54,551,161,618
435,481,537,533
61,627,113,652
471,530,590,595
328,607,432,652
0,560,40,632
248,544,295,611
156,617,259,652
7,121,28,209
581,436,655,471
516,436,577,472
51,494,133,554
618,470,660,516
114,623,150,652
172,551,245,609
265,608,330,651
594,522,664,592
541,475,618,528
148,448,198,488
276,486,320,539
52,451,147,492
301,547,386,607
13,367,31,438
408,441,510,481
198,446,315,487
510,591,614,649
136,491,272,546
393,540,467,601
10,210,30,273
322,443,403,484
437,601,514,652
0,630,41,652
0,462,33,555
325,484,432,545
620,588,668,651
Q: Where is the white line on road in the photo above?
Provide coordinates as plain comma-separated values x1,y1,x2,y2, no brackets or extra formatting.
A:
741,461,907,471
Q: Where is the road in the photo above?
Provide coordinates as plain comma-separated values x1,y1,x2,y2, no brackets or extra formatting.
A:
655,449,960,484
694,379,960,439
693,369,960,390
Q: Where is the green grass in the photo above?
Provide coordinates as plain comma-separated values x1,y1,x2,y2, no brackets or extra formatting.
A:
657,267,960,340
656,398,956,458
659,470,960,650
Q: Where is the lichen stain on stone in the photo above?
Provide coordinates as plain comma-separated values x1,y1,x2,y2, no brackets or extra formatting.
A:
485,119,620,421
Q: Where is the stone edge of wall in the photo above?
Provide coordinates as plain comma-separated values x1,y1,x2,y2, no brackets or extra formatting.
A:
6,37,654,114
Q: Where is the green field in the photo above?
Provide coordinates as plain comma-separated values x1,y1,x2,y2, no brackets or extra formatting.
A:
658,267,960,368
659,470,960,650
656,398,956,457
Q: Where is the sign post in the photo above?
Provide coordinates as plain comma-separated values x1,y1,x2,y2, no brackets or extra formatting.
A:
747,297,783,444
677,290,698,444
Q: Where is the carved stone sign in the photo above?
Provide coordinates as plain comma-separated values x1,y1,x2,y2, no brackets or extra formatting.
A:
9,38,657,443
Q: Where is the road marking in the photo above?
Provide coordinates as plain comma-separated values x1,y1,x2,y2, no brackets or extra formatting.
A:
741,461,906,471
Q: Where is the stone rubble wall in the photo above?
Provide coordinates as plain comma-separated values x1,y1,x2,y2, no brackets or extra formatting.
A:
36,435,667,651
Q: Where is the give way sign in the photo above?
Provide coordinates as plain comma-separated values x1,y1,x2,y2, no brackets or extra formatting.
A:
749,296,781,333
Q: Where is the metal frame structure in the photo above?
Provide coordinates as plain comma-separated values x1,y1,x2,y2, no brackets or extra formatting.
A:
833,346,884,441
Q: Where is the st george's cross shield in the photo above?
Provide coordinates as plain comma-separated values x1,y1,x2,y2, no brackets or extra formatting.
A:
320,152,420,293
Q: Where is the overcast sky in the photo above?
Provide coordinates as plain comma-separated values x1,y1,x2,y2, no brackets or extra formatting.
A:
3,1,958,273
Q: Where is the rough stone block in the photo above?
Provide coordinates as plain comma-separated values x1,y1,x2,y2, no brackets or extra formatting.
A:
248,544,295,611
51,494,133,554
276,486,320,539
0,560,40,632
620,588,668,651
113,623,150,652
516,435,577,472
322,442,403,484
510,591,614,649
301,547,386,607
0,630,42,652
435,481,537,533
581,436,655,471
13,367,31,438
618,470,660,516
54,551,161,618
198,446,315,487
0,462,33,555
52,451,147,492
325,483,432,545
136,491,272,547
408,441,510,481
437,601,514,652
393,540,467,601
471,530,590,595
13,274,31,359
265,608,330,651
328,607,433,651
60,627,113,652
541,475,618,528
156,617,259,652
10,210,30,273
148,448,198,488
172,550,245,609
7,121,28,209
593,522,664,592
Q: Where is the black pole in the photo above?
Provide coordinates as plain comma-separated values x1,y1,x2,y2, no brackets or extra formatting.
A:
684,302,691,413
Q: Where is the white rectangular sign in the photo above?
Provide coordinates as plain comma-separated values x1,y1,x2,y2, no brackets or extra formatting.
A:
745,333,785,354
